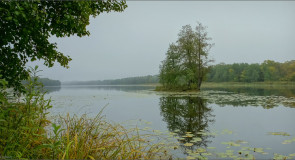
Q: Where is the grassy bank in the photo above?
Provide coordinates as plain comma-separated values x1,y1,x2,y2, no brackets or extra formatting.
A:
201,81,295,88
155,81,295,91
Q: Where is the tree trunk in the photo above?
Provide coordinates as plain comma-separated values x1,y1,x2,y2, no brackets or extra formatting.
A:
197,76,202,91
197,38,202,91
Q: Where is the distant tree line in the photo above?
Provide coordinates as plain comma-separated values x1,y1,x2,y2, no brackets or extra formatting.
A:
63,75,158,85
39,78,61,86
22,77,61,86
63,60,295,86
207,60,295,82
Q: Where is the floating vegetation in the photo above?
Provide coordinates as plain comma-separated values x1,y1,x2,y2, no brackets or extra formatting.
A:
186,155,197,159
190,137,202,143
235,140,248,144
282,137,295,144
221,141,241,147
183,133,194,138
157,90,295,108
274,153,292,159
183,143,194,147
268,132,291,136
253,147,264,153
153,127,295,160
221,129,233,135
196,148,206,153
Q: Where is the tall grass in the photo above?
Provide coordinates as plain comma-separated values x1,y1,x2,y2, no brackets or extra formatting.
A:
0,67,173,159
0,67,52,158
49,113,172,159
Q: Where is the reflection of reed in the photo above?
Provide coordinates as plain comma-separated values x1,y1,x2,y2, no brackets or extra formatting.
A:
159,96,215,153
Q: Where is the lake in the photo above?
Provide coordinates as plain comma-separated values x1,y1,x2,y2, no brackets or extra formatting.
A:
45,85,295,159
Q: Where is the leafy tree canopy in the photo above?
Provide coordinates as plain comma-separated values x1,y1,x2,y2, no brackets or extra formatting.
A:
0,0,127,92
159,22,214,91
207,60,295,82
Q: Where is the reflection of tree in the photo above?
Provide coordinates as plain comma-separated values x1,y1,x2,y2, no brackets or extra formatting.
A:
43,86,61,93
59,85,154,93
159,96,215,151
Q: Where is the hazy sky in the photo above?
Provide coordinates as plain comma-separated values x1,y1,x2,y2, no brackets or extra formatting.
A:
28,1,295,82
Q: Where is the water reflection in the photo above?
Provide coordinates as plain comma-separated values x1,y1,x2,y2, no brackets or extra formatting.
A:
159,96,215,152
60,85,155,92
43,86,61,93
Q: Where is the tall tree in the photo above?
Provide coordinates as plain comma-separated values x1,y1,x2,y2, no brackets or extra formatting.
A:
159,22,214,90
261,60,280,81
0,0,127,92
159,43,182,88
194,22,214,89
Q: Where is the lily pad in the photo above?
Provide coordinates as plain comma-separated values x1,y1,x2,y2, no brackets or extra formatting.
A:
186,156,196,160
196,148,206,153
184,143,194,147
202,152,212,156
236,140,248,144
191,137,202,143
268,132,290,136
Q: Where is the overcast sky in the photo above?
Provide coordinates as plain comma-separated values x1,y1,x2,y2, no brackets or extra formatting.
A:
29,1,295,82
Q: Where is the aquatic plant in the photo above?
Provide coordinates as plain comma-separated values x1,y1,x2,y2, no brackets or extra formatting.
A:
157,90,295,108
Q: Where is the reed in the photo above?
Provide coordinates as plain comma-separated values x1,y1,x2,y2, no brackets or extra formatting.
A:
48,112,172,160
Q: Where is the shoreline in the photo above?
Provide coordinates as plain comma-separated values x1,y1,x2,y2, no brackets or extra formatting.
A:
56,81,295,93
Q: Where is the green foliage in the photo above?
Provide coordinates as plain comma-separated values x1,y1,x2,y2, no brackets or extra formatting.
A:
0,0,127,92
0,76,8,102
159,22,214,91
0,67,52,158
207,60,295,83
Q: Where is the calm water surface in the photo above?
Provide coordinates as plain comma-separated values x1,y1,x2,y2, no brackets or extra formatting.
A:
45,85,295,159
